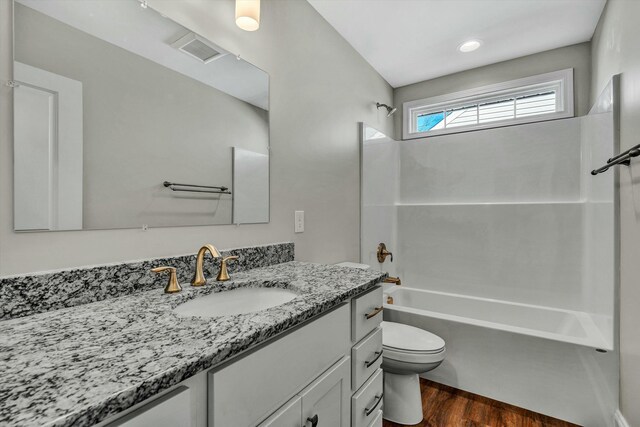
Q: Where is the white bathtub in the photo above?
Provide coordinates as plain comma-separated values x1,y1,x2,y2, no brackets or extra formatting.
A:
383,286,618,427
384,286,612,350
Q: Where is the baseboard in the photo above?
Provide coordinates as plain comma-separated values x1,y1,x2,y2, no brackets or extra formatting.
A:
615,410,630,427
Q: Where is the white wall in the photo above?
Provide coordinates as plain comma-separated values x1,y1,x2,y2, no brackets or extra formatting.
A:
394,43,592,140
0,0,394,275
591,1,640,425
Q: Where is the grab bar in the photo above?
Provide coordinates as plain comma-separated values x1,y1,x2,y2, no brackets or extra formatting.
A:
163,181,231,195
591,143,640,175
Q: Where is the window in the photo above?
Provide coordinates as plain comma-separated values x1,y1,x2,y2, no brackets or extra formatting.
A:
403,69,574,139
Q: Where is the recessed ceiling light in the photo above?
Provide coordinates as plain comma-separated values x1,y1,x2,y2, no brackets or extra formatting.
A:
458,40,482,53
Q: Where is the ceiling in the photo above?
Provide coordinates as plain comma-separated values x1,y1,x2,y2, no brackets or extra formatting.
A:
16,0,269,110
307,0,606,88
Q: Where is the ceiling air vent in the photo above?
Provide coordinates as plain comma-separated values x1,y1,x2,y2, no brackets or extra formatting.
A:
171,32,226,64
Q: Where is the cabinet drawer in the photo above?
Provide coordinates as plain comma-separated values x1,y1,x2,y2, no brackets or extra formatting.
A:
258,396,302,427
351,369,383,427
351,327,383,391
367,409,383,427
209,304,350,427
351,286,383,343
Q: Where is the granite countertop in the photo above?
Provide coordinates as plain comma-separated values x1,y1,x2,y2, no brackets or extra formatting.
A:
0,261,385,427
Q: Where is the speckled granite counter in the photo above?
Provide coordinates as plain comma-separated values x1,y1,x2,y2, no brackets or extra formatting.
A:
0,242,295,320
0,261,385,427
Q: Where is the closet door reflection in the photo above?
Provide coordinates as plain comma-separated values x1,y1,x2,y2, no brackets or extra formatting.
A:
14,62,83,231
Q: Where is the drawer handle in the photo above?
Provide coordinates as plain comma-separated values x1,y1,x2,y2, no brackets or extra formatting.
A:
364,350,383,368
364,393,384,417
364,306,383,320
307,414,319,427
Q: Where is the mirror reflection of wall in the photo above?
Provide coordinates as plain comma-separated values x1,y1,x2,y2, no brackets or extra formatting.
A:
13,0,270,231
233,147,269,224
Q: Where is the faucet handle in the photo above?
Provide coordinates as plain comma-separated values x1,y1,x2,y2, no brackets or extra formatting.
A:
377,243,393,263
151,266,182,294
217,256,239,282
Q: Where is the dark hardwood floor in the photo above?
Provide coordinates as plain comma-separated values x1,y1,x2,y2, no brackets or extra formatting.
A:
382,379,581,427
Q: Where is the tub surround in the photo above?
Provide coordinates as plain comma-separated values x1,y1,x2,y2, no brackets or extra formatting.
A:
0,260,385,427
0,242,294,320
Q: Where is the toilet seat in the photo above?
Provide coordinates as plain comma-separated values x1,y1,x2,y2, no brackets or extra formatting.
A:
383,346,446,364
381,321,446,364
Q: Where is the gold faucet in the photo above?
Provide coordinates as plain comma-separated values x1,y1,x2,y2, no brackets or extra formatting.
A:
384,276,401,286
191,244,221,286
216,256,239,281
151,266,182,293
377,243,393,263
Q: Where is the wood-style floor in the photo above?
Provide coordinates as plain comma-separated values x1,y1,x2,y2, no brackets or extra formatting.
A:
382,379,581,427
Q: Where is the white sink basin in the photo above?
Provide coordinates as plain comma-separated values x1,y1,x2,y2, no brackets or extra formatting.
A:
174,287,298,318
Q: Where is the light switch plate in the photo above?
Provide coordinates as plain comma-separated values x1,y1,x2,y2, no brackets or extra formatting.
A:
294,211,304,233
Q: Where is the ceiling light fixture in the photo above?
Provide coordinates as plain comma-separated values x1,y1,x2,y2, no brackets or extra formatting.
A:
236,0,260,32
458,39,482,53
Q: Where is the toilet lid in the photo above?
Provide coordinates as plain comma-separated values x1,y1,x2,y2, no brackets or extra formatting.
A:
381,321,445,353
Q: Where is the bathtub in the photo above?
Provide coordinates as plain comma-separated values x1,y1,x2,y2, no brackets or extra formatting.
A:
384,286,612,350
383,286,618,427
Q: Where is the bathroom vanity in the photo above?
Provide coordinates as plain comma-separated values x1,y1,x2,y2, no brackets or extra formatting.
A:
0,246,386,427
102,286,384,427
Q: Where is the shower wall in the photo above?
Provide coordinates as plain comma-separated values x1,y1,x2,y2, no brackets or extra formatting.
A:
361,81,617,425
360,126,399,276
397,119,585,310
361,110,615,342
580,110,615,322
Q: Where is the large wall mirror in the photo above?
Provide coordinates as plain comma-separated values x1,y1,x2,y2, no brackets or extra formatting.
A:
12,0,269,231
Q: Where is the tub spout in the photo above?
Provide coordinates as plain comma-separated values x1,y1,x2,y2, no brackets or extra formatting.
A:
384,276,401,286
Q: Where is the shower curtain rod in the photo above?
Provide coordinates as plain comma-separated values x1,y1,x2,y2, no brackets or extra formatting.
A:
591,143,640,175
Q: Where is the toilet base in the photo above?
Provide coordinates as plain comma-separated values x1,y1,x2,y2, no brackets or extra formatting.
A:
383,372,423,425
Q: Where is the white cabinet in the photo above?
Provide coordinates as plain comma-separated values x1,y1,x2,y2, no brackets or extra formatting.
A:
209,304,350,426
258,357,351,427
350,287,384,427
351,287,384,343
367,410,383,427
300,357,351,427
105,387,191,427
351,327,383,391
258,397,302,427
351,369,383,427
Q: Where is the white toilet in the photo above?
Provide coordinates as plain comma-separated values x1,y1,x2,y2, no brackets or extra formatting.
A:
334,262,446,425
380,320,446,425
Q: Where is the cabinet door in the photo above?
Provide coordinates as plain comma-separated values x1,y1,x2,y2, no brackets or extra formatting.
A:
105,386,191,427
299,357,350,427
209,305,350,427
258,396,302,427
